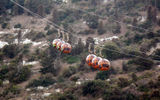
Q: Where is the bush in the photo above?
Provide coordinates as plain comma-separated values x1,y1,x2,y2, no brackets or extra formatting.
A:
14,23,21,28
27,74,56,87
44,25,50,30
131,73,138,82
118,77,130,88
95,68,116,80
102,42,122,60
86,15,98,29
63,66,77,78
46,29,57,35
2,44,18,58
151,49,160,60
0,85,21,98
1,22,8,29
82,80,106,97
32,32,45,40
63,55,80,64
11,66,31,83
48,92,77,100
127,58,154,72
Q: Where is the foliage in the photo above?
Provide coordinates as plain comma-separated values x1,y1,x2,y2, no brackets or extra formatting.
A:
102,42,122,60
46,29,57,35
71,0,81,3
86,15,99,29
2,44,18,58
131,73,138,82
63,66,77,78
0,64,31,84
151,49,160,60
11,66,31,83
117,77,130,88
40,46,59,75
0,85,21,99
32,32,45,41
127,58,154,72
27,74,56,87
82,80,107,97
78,29,95,35
14,23,21,28
63,55,80,64
95,68,116,80
1,22,8,29
48,92,77,100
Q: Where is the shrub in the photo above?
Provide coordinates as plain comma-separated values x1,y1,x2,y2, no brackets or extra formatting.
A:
32,32,45,40
70,76,79,82
128,58,154,71
131,73,138,82
46,29,57,35
1,85,21,97
1,22,8,29
63,66,77,78
27,74,56,87
102,42,122,60
138,84,149,92
117,77,130,88
112,23,121,34
11,66,31,83
82,80,106,97
2,44,18,58
48,92,77,100
95,68,116,80
151,49,160,60
14,23,21,28
44,25,50,30
63,55,80,64
86,15,98,29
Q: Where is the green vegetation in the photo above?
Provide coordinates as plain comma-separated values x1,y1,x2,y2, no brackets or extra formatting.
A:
82,80,107,97
63,55,80,64
0,0,160,99
27,74,56,87
102,42,122,60
63,66,77,78
14,23,21,28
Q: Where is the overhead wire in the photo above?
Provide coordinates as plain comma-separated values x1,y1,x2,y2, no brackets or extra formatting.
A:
58,1,160,59
10,0,76,38
10,0,160,62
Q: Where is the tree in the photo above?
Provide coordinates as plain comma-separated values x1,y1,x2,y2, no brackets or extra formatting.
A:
86,15,99,29
147,6,157,23
98,21,106,35
37,4,44,17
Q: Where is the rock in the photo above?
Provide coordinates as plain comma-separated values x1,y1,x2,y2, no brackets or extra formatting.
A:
55,89,61,93
26,88,31,92
106,79,111,82
3,80,9,85
42,93,51,97
37,86,44,90
76,81,81,85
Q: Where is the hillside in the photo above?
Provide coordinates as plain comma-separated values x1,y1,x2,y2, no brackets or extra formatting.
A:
0,0,160,100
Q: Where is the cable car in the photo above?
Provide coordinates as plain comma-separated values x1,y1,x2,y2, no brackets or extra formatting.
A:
98,59,110,71
52,39,61,48
61,43,72,53
86,54,96,66
92,57,102,69
57,41,65,51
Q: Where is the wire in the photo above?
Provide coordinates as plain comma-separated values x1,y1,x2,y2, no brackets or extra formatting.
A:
62,3,149,32
11,0,160,62
100,46,160,62
10,0,75,37
59,2,160,59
